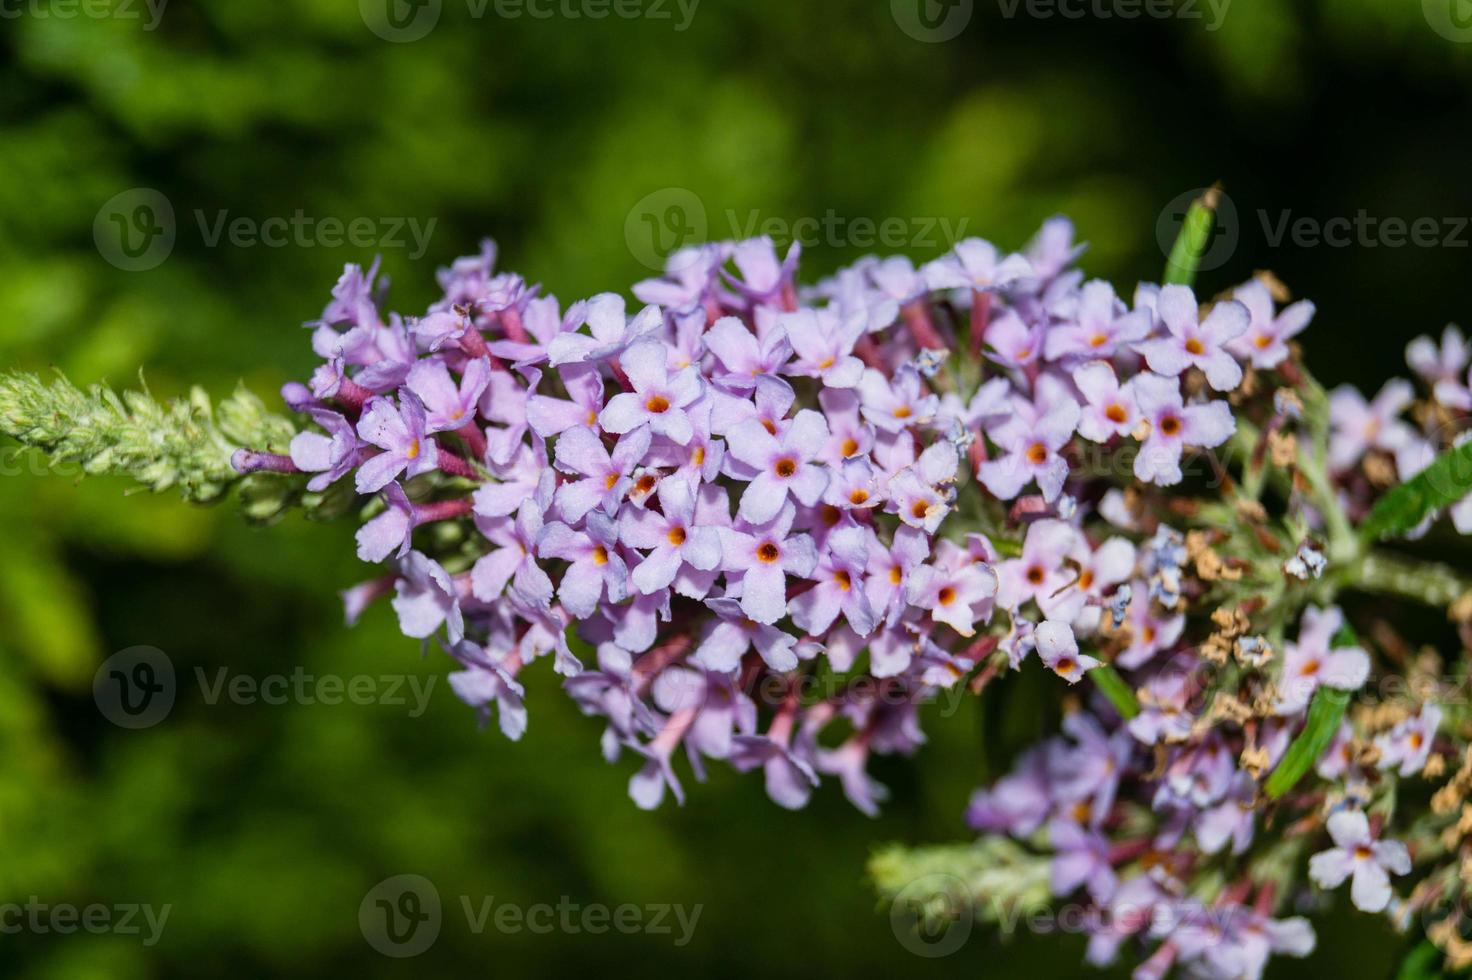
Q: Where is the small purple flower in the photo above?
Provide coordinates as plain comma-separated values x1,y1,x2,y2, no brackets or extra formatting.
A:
1308,810,1410,912
391,551,464,642
923,237,1033,293
1225,279,1314,370
906,554,998,637
978,394,1079,502
552,426,651,523
599,339,703,445
1024,215,1086,282
694,597,799,672
526,363,605,437
1045,280,1151,361
857,366,938,433
470,500,554,611
967,747,1051,836
618,479,722,596
537,511,629,618
1375,703,1442,777
1035,619,1098,683
447,639,528,740
1195,772,1256,855
983,310,1047,371
1128,673,1195,744
1408,325,1472,408
1328,380,1416,472
865,525,931,633
633,243,728,312
1072,361,1142,443
1136,285,1250,391
356,483,417,562
724,236,800,306
996,519,1080,611
355,392,440,493
406,357,493,434
1276,605,1370,714
546,293,661,366
726,408,830,524
289,409,363,492
730,729,819,810
1049,820,1117,902
790,524,875,636
703,316,791,389
1131,373,1235,487
717,504,817,625
781,309,865,388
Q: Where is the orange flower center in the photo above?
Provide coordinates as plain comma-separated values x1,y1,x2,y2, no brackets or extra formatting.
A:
937,586,956,606
1185,338,1205,356
775,458,797,478
667,527,687,546
757,542,780,564
592,546,609,566
849,489,870,505
1105,404,1128,424
1026,442,1048,465
646,395,671,414
1159,415,1182,437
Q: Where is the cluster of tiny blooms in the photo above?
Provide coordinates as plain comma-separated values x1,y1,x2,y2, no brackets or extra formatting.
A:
229,220,1472,979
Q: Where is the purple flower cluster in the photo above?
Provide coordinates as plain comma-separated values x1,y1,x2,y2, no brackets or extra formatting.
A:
224,213,1472,978
239,223,1311,815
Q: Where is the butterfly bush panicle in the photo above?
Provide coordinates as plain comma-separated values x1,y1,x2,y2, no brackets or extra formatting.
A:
202,218,1472,979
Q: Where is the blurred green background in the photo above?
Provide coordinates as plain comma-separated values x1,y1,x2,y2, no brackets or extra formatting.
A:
3,0,1472,976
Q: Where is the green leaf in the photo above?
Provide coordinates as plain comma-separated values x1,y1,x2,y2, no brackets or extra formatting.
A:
1264,685,1350,799
1361,439,1472,542
1163,185,1222,286
1090,664,1140,719
1394,939,1448,980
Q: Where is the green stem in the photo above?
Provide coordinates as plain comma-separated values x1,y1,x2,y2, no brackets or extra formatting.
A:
1343,551,1472,608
